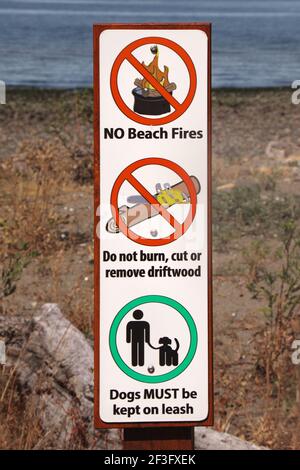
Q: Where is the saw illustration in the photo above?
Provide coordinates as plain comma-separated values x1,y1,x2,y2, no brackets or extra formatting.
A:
106,176,200,234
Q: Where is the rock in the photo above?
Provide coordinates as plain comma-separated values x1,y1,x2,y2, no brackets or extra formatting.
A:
0,314,30,361
3,304,121,450
195,427,266,450
1,305,267,450
265,140,285,159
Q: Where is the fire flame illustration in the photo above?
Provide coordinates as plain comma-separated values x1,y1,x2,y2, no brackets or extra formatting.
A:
141,45,170,90
134,45,177,97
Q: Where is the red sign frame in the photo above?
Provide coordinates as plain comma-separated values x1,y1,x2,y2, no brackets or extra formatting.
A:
110,36,197,126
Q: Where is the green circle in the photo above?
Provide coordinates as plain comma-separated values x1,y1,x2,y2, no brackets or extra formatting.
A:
109,295,198,383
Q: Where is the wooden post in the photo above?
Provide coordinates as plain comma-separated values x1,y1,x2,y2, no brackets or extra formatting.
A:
123,427,194,450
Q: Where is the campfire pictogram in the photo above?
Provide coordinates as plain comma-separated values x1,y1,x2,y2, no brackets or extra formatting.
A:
132,45,177,116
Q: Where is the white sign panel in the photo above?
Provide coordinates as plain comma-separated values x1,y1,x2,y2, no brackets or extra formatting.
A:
94,24,212,427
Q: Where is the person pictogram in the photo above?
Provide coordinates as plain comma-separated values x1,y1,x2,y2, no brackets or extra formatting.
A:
126,310,150,366
125,309,181,368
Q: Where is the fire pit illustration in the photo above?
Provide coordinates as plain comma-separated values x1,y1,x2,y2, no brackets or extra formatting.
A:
132,45,177,116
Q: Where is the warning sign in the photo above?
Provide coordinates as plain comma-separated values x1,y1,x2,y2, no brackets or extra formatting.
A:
108,157,199,246
94,24,212,428
110,295,198,384
110,36,197,126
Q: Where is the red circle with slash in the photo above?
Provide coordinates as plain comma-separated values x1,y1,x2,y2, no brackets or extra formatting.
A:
110,158,197,246
110,37,197,126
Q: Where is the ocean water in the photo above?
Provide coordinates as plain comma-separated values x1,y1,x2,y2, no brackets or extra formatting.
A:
0,0,299,88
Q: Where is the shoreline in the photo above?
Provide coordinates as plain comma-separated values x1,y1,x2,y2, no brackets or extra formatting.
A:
5,85,294,93
1,87,298,164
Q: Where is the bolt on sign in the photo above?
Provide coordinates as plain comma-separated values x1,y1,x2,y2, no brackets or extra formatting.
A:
94,23,212,428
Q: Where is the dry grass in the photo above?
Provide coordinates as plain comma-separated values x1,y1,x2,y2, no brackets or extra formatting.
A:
214,193,300,448
0,90,94,448
0,364,42,449
1,88,300,449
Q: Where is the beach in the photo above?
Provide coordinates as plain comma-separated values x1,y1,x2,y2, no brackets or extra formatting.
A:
1,87,300,448
1,1,300,88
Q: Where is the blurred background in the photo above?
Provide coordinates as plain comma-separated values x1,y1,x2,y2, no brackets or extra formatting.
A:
0,0,300,451
0,0,300,88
